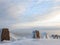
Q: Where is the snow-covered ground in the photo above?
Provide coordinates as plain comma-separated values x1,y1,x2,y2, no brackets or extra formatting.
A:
0,32,60,45
0,39,60,45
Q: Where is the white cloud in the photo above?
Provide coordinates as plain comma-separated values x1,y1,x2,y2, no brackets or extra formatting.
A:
7,5,26,18
10,9,60,30
0,0,60,30
54,0,60,2
0,0,27,19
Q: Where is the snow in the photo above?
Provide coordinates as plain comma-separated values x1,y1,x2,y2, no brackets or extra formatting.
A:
0,32,60,45
0,38,60,45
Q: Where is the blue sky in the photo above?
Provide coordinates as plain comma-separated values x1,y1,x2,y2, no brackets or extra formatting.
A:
0,0,60,31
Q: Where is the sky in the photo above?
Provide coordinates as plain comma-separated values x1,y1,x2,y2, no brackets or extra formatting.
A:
0,0,60,31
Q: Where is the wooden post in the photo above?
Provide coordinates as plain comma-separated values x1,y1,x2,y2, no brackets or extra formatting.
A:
35,30,40,39
1,28,10,41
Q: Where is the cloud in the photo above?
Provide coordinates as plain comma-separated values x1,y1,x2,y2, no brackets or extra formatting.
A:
10,9,60,30
7,5,26,18
54,0,60,2
0,0,60,30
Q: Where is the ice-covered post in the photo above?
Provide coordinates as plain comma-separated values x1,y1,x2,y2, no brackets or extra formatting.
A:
42,32,48,39
32,31,36,38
